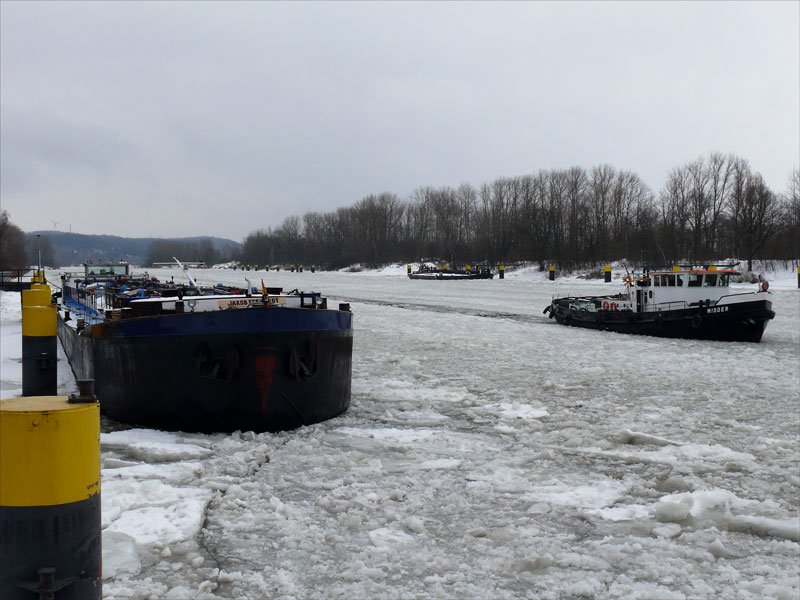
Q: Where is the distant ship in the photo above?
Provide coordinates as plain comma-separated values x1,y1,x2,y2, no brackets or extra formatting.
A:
543,264,774,342
57,261,353,432
407,263,494,280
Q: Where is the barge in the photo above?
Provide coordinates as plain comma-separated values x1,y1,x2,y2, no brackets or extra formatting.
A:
57,262,353,432
407,264,494,280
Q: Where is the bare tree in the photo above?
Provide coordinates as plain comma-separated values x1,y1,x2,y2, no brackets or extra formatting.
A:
729,169,781,271
704,153,738,256
658,166,692,263
686,156,710,260
784,168,800,258
0,211,28,269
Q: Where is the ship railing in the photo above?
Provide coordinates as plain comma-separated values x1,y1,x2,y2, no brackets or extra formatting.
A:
62,284,106,323
63,295,104,324
643,300,692,313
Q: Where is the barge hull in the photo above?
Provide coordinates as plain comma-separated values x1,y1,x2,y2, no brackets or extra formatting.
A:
58,308,352,432
408,273,493,280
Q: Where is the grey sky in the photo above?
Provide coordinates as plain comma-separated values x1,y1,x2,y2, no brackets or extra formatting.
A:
1,1,798,242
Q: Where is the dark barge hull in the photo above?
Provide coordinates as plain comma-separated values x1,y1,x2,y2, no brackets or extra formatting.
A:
547,299,774,343
58,307,352,432
408,272,494,280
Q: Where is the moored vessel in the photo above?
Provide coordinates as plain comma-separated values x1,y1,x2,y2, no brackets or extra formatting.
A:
56,262,353,432
407,263,494,280
543,264,775,342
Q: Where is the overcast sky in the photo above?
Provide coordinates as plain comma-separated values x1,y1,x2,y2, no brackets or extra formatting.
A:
1,1,798,242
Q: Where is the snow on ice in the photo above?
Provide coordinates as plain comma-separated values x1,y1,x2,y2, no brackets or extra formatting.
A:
1,263,798,599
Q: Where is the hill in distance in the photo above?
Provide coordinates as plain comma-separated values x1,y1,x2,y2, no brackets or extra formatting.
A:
26,231,242,267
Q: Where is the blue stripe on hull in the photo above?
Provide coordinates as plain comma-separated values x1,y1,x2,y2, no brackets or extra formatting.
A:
91,306,352,338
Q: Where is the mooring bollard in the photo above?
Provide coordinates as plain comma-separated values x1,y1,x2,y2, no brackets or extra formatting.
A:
0,391,102,599
21,282,57,396
549,265,556,281
499,264,505,279
604,265,612,283
311,265,316,273
407,264,412,276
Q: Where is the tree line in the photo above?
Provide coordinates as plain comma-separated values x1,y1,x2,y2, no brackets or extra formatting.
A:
0,220,239,269
240,153,798,272
2,153,797,272
0,212,57,270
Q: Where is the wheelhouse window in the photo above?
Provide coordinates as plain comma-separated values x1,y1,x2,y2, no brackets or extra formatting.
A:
688,274,702,287
704,274,717,287
719,274,729,286
666,274,676,286
676,275,685,287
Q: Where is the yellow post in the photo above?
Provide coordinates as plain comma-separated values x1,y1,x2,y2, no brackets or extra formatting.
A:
21,283,57,396
0,394,102,598
672,265,680,272
499,264,505,279
549,264,556,281
604,265,612,283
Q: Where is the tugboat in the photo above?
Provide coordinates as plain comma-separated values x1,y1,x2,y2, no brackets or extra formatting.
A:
407,263,494,280
543,264,775,342
56,261,353,432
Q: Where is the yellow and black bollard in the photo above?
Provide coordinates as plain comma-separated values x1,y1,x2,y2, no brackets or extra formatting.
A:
21,282,57,396
549,264,556,281
498,264,505,279
604,265,612,283
407,264,412,276
311,264,316,273
0,389,102,599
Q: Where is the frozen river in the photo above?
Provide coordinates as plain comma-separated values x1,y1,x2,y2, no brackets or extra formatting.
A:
2,265,799,599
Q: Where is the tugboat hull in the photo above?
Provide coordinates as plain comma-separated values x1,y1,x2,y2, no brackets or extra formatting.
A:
58,307,352,432
549,299,774,343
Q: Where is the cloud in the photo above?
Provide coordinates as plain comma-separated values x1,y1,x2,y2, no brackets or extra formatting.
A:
1,1,797,239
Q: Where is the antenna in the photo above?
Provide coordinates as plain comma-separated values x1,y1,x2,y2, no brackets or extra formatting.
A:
51,220,60,230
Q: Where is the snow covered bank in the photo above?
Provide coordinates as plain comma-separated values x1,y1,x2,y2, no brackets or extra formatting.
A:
2,269,798,599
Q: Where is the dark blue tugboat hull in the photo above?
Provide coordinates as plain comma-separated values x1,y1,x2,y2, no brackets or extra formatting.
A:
549,299,774,343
